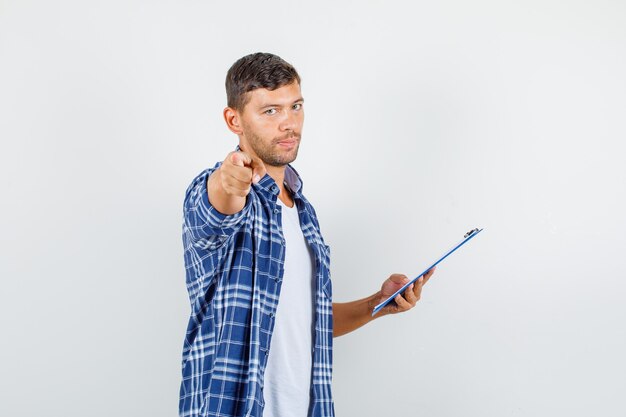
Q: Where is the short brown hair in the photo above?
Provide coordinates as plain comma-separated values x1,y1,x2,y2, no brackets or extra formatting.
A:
226,52,301,112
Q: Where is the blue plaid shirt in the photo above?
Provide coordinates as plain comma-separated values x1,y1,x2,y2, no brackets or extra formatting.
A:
180,161,334,417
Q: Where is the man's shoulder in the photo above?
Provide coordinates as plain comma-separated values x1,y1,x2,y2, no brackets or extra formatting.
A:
184,161,222,195
192,161,223,182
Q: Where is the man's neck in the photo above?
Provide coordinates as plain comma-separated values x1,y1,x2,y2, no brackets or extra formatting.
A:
265,164,285,188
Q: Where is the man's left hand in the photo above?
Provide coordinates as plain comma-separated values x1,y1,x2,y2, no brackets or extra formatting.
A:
374,268,436,316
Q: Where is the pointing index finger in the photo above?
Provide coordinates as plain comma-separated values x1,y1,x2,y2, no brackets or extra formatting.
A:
230,151,251,167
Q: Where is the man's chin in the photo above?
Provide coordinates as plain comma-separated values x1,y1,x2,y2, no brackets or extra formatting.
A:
265,147,298,167
266,157,297,167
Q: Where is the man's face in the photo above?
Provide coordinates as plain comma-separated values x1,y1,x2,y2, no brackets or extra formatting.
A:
238,82,304,167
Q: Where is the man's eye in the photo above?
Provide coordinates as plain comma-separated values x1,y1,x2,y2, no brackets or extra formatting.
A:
293,103,302,111
264,108,277,115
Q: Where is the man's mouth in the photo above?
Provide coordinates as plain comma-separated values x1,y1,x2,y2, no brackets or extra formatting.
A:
275,135,300,147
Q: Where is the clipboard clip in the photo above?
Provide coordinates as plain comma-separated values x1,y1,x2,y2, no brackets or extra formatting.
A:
464,228,480,238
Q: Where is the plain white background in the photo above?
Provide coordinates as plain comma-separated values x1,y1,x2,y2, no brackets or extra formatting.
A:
1,1,625,416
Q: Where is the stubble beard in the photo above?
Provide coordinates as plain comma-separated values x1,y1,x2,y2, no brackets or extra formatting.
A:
246,131,301,167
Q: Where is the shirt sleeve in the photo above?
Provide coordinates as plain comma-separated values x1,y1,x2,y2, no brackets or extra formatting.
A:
183,164,251,247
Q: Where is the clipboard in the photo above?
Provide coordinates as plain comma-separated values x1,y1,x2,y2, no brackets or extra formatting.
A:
372,228,484,316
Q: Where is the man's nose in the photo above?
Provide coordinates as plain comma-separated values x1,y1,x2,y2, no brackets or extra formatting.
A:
278,110,297,131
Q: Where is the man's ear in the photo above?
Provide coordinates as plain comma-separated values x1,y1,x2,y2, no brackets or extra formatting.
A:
223,107,243,135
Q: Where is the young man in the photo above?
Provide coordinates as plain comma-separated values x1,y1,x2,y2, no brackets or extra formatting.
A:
180,52,435,417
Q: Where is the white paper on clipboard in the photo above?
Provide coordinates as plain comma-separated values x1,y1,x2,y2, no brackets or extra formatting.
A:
371,228,484,316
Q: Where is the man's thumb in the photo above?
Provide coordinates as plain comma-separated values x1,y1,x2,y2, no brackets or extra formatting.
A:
389,273,409,284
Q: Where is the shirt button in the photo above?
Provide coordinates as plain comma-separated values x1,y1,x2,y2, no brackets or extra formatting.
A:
274,208,279,214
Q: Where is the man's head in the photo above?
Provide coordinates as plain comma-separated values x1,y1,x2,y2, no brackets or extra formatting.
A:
226,52,301,112
223,53,304,167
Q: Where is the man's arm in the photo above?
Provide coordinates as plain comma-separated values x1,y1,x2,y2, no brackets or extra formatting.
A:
332,268,435,338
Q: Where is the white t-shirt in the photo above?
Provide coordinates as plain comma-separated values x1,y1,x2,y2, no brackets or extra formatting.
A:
262,198,316,417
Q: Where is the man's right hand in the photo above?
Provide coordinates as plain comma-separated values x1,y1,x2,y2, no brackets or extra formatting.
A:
207,151,267,214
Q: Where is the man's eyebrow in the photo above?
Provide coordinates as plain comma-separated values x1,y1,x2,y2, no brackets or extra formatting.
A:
258,97,304,109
